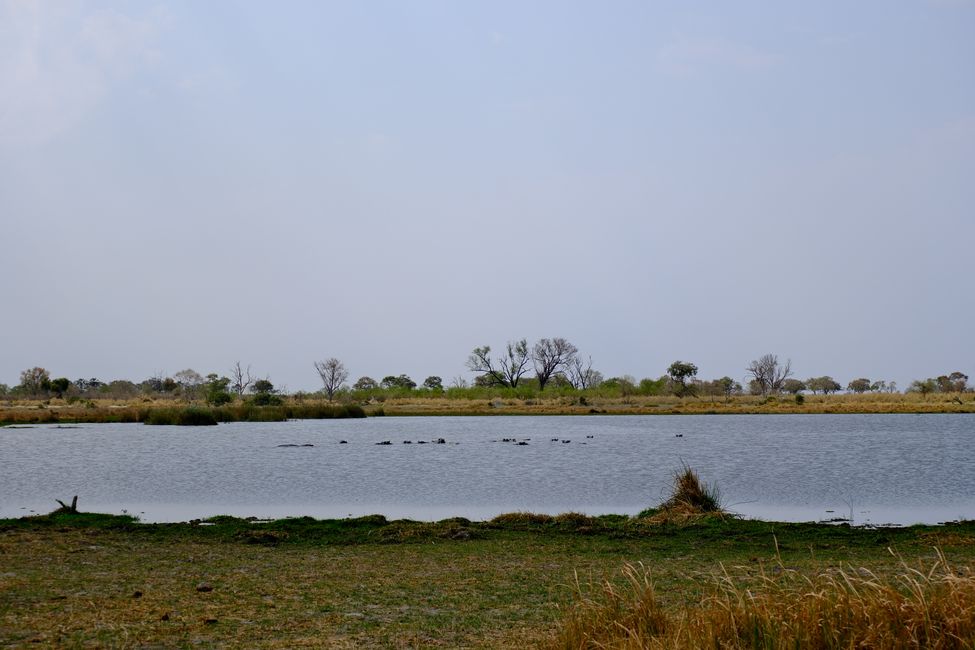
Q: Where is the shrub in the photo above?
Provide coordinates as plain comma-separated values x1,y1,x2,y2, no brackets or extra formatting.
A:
250,392,283,406
144,407,218,426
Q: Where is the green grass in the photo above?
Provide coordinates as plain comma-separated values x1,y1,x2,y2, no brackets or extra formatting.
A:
1,511,973,647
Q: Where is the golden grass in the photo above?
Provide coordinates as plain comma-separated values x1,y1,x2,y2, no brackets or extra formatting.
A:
550,551,975,649
377,392,975,416
2,392,972,423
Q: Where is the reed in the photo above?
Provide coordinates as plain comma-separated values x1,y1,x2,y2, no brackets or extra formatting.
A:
550,552,975,649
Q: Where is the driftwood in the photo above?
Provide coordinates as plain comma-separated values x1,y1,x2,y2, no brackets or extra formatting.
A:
55,495,79,514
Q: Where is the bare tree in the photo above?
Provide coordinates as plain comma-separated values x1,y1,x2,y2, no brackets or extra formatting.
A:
467,339,531,388
314,358,349,401
567,355,602,390
532,338,578,391
745,354,792,397
230,362,254,397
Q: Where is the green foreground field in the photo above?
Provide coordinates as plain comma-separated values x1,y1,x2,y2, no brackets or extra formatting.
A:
1,512,973,648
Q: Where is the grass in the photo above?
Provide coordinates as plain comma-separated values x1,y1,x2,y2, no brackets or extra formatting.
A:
0,401,366,426
1,511,974,647
1,392,972,425
550,553,975,649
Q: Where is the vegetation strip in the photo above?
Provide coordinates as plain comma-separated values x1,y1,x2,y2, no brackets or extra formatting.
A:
2,510,973,647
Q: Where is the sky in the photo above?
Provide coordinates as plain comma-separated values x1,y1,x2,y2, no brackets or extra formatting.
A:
1,0,973,392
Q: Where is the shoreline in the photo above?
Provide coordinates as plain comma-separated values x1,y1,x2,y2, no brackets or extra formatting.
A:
1,394,973,426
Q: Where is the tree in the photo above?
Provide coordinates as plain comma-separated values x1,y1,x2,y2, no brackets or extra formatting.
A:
715,376,742,400
49,377,72,398
353,376,378,391
173,369,204,399
807,376,841,395
781,378,807,395
230,362,254,397
638,376,668,395
602,375,638,396
205,374,233,406
847,378,872,394
250,377,282,405
745,354,792,397
422,376,443,391
909,378,937,398
567,355,602,390
103,380,139,399
467,339,531,388
381,374,416,390
532,338,578,391
314,358,348,401
937,372,969,393
747,379,764,396
74,378,102,394
666,361,698,397
18,367,51,397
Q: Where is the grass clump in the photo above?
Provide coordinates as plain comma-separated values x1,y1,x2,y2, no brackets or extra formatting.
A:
490,512,556,527
637,465,723,524
550,552,975,649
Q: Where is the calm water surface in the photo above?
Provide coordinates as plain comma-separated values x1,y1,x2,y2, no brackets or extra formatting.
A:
1,414,973,525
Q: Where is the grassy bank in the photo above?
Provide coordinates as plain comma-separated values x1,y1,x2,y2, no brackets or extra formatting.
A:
376,392,975,416
0,402,366,427
1,392,972,425
1,511,973,647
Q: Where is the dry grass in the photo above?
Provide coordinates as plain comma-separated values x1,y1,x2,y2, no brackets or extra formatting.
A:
2,392,972,423
550,551,975,649
375,392,975,416
3,514,975,647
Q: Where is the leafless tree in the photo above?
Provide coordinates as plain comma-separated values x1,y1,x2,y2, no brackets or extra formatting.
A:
314,358,349,401
532,338,578,391
745,354,792,397
467,339,531,388
230,362,254,397
567,355,602,390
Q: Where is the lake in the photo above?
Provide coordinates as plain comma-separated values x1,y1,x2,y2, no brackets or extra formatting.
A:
1,414,972,525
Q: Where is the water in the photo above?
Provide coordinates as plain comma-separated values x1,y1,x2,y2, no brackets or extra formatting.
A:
1,414,972,525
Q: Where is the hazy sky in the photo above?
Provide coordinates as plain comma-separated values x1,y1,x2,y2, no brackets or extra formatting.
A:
1,0,973,392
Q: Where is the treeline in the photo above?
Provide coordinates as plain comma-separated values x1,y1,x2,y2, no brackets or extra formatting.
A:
1,344,970,404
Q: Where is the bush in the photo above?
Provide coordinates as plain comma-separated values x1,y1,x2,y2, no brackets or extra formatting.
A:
250,393,283,406
144,407,218,426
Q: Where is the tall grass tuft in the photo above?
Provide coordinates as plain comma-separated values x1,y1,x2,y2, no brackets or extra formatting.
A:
638,465,724,523
662,464,722,513
550,551,975,649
